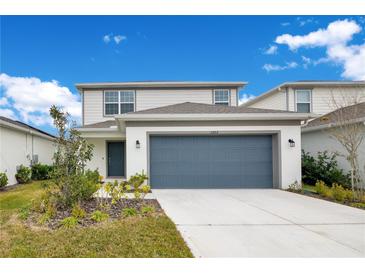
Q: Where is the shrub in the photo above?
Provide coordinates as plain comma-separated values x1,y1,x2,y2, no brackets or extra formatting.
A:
91,210,109,222
141,206,155,215
31,163,53,180
129,171,148,190
344,189,354,201
331,184,346,202
15,165,32,184
18,206,30,220
350,202,365,209
71,203,86,219
0,172,8,189
60,216,78,228
287,181,301,192
46,105,95,208
315,180,331,197
122,207,138,217
302,150,350,188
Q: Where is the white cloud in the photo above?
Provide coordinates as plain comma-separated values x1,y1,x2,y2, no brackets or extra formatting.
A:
274,19,365,80
239,94,256,105
103,34,127,45
114,35,127,44
264,45,278,55
0,108,16,119
0,97,9,106
281,22,290,27
297,17,318,27
103,34,111,43
0,73,81,126
262,62,298,72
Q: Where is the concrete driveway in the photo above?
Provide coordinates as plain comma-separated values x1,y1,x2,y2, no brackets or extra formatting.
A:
153,189,365,257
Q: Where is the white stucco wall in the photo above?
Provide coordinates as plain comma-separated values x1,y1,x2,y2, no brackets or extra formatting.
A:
124,124,302,189
302,126,365,181
86,137,126,181
0,126,55,185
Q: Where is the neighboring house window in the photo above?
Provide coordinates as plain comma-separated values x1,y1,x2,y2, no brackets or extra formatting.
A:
295,89,311,113
104,91,135,115
214,89,230,105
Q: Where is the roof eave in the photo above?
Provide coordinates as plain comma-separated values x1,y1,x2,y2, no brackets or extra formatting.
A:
116,113,316,122
76,81,247,92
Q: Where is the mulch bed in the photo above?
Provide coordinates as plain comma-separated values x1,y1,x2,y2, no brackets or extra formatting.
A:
27,198,164,230
287,189,365,210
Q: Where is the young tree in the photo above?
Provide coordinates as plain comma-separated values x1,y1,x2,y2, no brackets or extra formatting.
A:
327,90,365,194
49,105,96,206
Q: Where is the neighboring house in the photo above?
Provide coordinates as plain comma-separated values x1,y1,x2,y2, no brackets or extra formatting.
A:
302,102,365,181
76,81,313,189
0,116,55,185
242,81,365,115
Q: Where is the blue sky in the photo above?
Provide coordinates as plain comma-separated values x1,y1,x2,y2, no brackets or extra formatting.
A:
1,16,365,134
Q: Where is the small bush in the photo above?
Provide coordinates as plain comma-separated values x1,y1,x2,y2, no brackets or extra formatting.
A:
302,150,350,188
344,189,354,201
60,216,78,228
287,181,301,192
0,172,8,188
18,206,30,220
350,203,365,209
31,163,53,180
315,180,331,197
71,203,86,219
38,212,52,225
91,210,109,222
122,207,138,217
129,171,148,190
331,184,346,202
141,206,155,215
15,165,32,184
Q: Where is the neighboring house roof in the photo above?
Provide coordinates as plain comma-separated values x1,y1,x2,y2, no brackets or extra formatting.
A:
0,116,56,139
129,102,294,114
242,80,365,107
302,102,365,132
75,81,247,91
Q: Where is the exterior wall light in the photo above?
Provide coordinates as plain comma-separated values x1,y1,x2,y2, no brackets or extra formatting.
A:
288,139,295,147
136,140,141,149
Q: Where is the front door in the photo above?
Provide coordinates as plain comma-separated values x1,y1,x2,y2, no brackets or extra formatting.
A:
107,142,125,177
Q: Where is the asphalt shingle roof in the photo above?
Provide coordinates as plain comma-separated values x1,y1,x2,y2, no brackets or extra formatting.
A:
129,102,295,115
80,120,117,128
305,102,365,128
0,116,55,138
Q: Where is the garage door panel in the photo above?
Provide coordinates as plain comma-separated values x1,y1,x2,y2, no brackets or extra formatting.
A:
150,135,273,189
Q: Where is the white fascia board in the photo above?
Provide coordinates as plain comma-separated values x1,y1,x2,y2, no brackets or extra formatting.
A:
0,120,55,141
75,81,247,92
116,113,316,122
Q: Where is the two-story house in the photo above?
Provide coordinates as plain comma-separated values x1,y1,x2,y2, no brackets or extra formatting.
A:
76,81,313,189
242,81,365,180
242,81,365,115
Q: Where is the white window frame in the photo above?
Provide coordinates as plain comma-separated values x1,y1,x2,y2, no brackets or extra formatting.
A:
213,89,230,105
295,89,312,113
104,90,135,116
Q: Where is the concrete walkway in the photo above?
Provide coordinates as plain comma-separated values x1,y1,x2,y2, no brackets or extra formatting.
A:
153,189,365,257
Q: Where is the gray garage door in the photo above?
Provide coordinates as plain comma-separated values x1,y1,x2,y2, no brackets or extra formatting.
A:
150,135,273,188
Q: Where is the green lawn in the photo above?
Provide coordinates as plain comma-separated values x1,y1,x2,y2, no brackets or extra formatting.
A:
0,181,192,258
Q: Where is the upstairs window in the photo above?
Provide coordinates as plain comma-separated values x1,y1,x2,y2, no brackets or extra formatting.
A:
104,91,135,115
295,89,311,113
214,89,230,105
